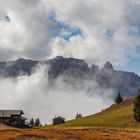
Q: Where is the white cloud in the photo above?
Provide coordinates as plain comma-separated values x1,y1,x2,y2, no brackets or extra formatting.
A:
0,65,113,124
43,0,140,66
0,0,140,65
0,0,54,60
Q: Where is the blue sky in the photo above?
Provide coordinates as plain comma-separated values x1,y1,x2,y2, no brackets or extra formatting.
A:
119,58,140,76
48,14,83,41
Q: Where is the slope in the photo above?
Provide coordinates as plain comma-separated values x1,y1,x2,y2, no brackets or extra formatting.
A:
57,97,140,128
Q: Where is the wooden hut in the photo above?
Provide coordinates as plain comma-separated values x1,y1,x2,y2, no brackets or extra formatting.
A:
53,116,65,125
0,110,26,128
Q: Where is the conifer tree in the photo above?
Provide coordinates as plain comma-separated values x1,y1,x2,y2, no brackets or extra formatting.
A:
35,118,40,126
30,118,34,127
76,113,82,119
134,90,140,121
115,92,123,104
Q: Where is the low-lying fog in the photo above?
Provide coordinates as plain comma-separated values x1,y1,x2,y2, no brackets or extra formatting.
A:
0,64,114,124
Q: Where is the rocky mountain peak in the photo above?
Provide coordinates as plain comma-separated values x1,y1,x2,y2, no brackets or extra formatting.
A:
55,56,64,60
91,64,100,74
103,61,114,70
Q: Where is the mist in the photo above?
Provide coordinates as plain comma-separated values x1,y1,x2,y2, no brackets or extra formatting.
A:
0,64,114,124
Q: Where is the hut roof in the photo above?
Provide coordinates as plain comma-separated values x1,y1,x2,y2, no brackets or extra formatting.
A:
53,116,65,120
0,110,24,118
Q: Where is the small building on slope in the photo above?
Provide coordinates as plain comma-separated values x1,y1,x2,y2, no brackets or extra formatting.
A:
53,116,65,125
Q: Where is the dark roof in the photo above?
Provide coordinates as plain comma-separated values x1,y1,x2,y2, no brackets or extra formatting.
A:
0,110,24,118
53,116,65,120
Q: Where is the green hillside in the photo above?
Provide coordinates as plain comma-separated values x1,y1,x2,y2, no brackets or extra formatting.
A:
55,97,140,129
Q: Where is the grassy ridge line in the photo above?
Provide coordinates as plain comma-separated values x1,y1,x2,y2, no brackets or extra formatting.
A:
51,97,140,129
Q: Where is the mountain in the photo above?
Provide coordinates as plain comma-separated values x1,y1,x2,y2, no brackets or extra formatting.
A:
0,58,38,77
0,56,140,97
55,97,139,128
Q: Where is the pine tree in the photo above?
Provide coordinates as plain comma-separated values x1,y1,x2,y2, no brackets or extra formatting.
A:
115,92,123,104
134,90,140,121
76,113,82,119
30,118,34,127
35,118,40,126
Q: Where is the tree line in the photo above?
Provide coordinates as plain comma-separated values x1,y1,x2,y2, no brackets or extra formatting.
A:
29,118,41,127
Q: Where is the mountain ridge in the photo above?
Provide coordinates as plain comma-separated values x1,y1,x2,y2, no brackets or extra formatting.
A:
0,56,140,98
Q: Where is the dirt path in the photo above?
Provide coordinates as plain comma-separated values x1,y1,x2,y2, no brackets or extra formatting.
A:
0,128,140,140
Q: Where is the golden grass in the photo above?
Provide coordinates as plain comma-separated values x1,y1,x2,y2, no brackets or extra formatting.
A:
1,128,140,140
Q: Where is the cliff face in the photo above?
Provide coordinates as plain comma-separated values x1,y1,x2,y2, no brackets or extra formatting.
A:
0,56,140,97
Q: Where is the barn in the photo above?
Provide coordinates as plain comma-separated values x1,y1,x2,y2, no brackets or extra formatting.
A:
53,116,65,125
0,110,26,128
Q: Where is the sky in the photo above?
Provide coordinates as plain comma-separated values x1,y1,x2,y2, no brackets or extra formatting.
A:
0,0,140,124
0,0,140,75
